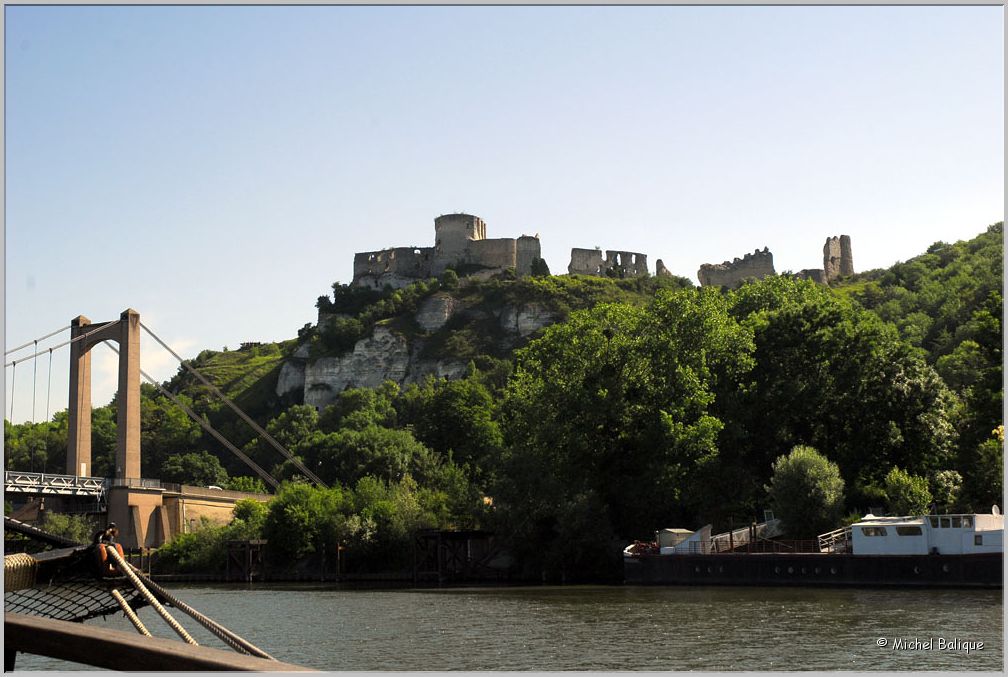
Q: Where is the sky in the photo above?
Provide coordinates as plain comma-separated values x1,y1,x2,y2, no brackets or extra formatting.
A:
3,5,1004,424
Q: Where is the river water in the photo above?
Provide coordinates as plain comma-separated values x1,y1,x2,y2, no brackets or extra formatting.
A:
15,584,1003,671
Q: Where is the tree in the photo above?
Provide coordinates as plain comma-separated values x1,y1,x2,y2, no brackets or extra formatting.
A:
930,470,963,513
262,482,353,560
736,287,957,490
229,498,268,540
4,413,69,474
960,426,1003,511
161,451,229,487
396,375,503,478
319,383,398,432
300,425,435,487
246,405,320,475
227,476,268,494
40,512,97,545
140,384,203,477
766,446,845,538
91,404,118,477
530,258,551,277
496,288,755,579
439,269,459,290
883,467,932,516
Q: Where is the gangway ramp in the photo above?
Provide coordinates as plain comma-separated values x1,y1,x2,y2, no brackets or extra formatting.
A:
709,518,783,552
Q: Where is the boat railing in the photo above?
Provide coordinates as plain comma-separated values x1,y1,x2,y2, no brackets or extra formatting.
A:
744,539,820,553
818,525,852,553
710,518,783,553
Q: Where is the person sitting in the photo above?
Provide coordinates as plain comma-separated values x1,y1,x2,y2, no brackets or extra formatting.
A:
93,522,119,544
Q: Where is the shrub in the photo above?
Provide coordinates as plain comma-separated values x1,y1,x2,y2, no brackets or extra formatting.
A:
40,512,97,545
883,467,932,515
930,470,963,512
766,446,846,538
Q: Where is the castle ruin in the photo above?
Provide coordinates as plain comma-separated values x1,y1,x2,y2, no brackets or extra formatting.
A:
568,248,648,277
697,248,775,287
352,214,542,289
698,236,853,288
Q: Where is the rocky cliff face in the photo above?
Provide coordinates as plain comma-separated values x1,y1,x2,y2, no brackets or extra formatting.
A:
276,294,560,410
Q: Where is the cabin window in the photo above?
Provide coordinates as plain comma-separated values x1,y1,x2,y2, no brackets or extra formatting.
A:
975,535,983,546
929,517,939,528
896,526,922,536
861,527,887,536
951,517,962,528
963,516,973,528
939,517,951,528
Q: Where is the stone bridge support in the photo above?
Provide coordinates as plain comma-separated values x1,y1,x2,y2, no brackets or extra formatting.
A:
66,309,141,481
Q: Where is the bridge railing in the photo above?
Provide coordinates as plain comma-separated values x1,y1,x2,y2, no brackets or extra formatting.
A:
107,478,165,490
4,471,106,496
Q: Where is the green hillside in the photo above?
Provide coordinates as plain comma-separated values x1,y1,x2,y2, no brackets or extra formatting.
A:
6,224,1002,580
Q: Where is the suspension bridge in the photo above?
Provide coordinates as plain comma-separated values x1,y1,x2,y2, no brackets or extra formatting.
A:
4,308,326,548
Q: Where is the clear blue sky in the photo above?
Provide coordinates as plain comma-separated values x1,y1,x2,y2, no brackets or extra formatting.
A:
4,5,1004,424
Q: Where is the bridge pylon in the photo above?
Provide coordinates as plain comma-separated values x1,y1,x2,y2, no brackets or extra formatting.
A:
67,309,141,480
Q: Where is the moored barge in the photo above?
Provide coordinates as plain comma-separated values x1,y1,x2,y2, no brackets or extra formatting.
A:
624,510,1004,588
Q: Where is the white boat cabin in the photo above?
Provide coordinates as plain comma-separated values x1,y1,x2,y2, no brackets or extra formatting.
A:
850,511,1004,556
657,525,712,555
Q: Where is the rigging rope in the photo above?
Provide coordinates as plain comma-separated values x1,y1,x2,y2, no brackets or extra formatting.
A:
101,342,279,490
140,322,327,487
124,562,275,659
5,325,70,356
103,545,197,645
111,588,152,637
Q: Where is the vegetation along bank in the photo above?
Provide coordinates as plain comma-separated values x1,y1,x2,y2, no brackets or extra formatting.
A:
5,223,1002,582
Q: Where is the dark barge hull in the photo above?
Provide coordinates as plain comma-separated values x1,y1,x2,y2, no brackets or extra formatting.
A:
625,552,1003,588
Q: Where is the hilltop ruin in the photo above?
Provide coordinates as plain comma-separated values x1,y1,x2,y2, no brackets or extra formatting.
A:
352,214,541,289
698,248,775,287
568,248,648,277
698,236,854,288
351,213,854,291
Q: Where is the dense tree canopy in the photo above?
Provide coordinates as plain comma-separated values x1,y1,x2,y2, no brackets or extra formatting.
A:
5,225,1001,580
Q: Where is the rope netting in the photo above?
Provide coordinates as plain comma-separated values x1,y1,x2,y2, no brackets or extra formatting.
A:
3,520,274,659
4,546,148,623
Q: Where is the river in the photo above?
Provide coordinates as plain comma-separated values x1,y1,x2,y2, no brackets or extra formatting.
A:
15,584,1003,671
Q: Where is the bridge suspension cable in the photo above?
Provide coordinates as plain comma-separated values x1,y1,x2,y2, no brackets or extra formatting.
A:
9,361,15,420
5,321,117,368
101,342,280,491
5,325,70,356
45,348,53,421
139,322,327,488
31,341,38,424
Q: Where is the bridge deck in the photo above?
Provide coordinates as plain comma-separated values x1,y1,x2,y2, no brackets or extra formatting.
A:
4,471,105,497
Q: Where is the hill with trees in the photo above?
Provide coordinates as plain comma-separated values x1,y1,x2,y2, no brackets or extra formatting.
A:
5,223,1002,580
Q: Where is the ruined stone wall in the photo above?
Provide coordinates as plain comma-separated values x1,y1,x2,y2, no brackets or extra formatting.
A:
697,248,775,287
469,238,518,270
839,235,854,276
568,248,605,275
515,235,542,275
823,235,854,282
568,247,649,276
823,237,842,281
606,250,648,276
793,269,828,285
354,247,434,279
